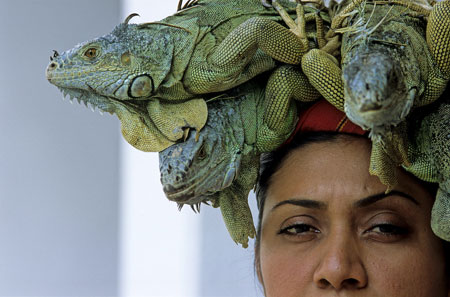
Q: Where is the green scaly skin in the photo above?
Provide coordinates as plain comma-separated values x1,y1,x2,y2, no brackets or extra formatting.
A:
46,0,329,153
405,85,450,241
295,0,450,189
159,77,298,248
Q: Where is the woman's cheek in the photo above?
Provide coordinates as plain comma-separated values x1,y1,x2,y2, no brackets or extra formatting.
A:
365,246,445,297
260,245,314,296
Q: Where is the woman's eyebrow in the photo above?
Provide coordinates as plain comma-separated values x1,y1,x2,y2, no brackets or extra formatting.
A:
353,190,420,208
270,190,419,212
271,199,327,212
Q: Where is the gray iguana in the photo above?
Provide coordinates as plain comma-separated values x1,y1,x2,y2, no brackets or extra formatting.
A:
159,76,298,247
46,0,333,153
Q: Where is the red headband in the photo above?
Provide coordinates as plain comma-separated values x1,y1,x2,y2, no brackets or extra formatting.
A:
284,99,367,144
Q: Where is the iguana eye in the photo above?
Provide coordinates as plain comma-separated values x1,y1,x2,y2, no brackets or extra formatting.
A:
84,48,98,59
197,144,207,160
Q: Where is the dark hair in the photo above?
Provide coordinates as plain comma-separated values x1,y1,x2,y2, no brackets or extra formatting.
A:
253,131,450,277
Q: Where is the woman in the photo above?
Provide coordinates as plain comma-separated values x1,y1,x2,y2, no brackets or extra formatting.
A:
254,100,450,296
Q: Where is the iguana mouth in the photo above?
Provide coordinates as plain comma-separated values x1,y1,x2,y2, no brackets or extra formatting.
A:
344,88,416,132
163,157,240,203
163,172,218,203
57,87,114,114
56,85,148,117
163,169,221,204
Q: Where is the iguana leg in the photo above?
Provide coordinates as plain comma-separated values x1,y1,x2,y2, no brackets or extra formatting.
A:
412,1,450,108
210,15,309,68
257,65,315,152
302,48,345,111
428,0,450,77
264,65,319,130
369,139,398,191
374,0,432,16
369,123,410,190
146,98,208,142
186,13,312,94
218,185,256,249
431,186,450,241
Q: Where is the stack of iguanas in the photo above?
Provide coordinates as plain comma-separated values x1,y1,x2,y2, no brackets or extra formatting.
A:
46,0,450,248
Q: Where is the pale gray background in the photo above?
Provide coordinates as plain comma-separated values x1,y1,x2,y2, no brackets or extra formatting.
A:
0,0,120,296
0,0,263,296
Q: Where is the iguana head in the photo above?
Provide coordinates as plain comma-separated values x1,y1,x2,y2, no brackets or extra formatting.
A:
343,48,416,134
45,15,195,152
341,4,425,135
46,15,173,109
159,100,245,205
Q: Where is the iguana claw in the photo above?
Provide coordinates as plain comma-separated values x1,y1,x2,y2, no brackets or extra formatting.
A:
261,0,273,8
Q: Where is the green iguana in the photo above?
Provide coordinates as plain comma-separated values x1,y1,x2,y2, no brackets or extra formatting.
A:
46,0,333,153
159,76,298,247
294,0,450,189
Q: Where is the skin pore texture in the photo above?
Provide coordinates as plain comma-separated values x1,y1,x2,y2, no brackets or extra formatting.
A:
257,136,449,297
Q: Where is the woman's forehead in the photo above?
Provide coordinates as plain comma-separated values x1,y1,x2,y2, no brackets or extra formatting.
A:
265,137,428,210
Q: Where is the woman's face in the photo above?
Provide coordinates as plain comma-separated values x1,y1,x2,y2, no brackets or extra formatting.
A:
258,137,449,297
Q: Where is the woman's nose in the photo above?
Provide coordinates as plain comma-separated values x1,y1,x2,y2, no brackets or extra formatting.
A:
312,232,368,290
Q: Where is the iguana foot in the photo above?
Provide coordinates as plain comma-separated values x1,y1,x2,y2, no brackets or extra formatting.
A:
218,188,256,248
327,0,365,38
268,0,310,50
264,65,319,131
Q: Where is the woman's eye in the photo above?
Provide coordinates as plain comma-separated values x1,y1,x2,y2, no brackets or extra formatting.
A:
368,224,409,237
279,223,319,236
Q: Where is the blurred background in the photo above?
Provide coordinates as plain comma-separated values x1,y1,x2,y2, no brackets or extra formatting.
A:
0,0,263,296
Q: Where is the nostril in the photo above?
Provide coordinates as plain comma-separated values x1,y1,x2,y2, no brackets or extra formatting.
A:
360,101,382,112
48,62,58,70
